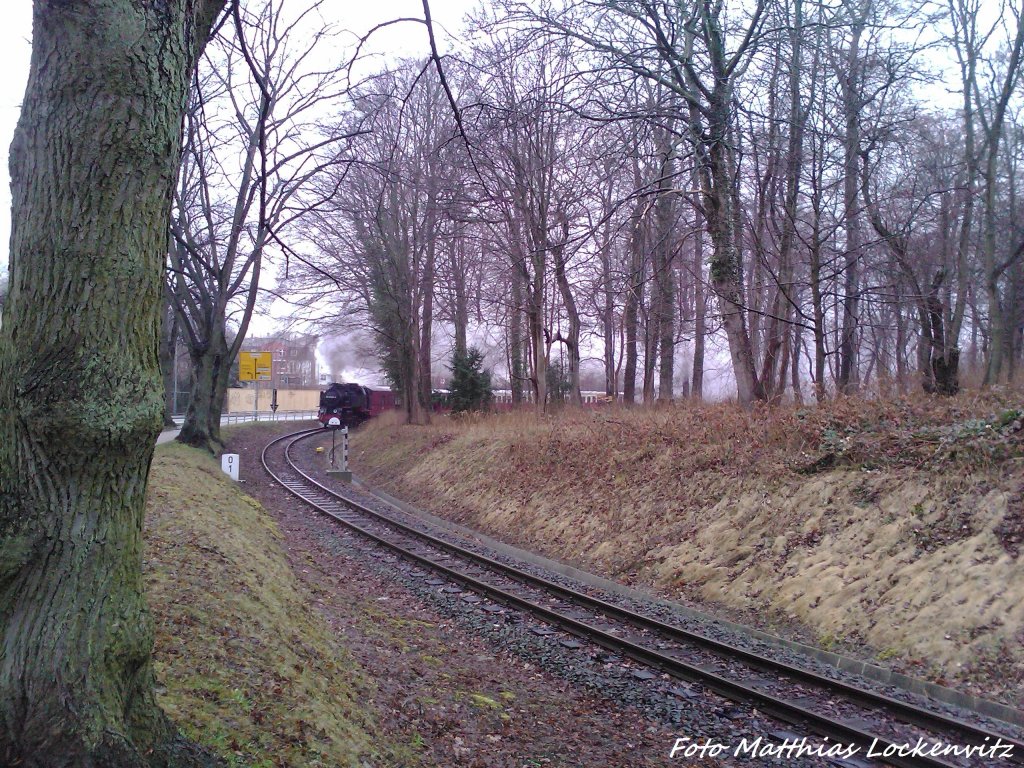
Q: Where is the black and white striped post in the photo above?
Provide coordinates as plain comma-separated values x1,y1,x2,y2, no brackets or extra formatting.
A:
327,425,352,482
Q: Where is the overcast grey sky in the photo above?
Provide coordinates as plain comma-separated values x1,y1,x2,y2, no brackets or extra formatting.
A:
0,3,33,268
0,1,476,274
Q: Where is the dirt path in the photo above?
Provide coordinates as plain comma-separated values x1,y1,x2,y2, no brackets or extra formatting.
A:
227,423,693,768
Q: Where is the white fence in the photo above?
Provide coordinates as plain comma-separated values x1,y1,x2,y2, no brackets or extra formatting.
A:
172,410,319,426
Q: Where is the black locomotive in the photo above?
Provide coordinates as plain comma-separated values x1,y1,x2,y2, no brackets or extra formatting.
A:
317,382,372,428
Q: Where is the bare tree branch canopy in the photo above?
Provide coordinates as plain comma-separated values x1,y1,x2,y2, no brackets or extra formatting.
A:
277,0,1024,408
169,0,360,451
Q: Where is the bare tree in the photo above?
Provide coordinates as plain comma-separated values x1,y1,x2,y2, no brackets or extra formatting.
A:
516,0,771,404
947,0,1024,382
169,0,357,450
466,30,588,411
272,0,1024,405
296,62,460,423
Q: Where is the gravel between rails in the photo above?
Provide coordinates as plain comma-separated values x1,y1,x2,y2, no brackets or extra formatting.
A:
227,422,702,767
276,427,1024,768
291,432,1024,741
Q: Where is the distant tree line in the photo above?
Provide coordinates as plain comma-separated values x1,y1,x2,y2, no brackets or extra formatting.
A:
281,0,1024,418
162,0,1024,428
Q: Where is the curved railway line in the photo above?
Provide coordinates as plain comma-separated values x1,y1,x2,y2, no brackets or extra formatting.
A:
261,427,1024,768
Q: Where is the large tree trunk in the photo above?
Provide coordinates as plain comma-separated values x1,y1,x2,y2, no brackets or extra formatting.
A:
692,260,706,399
691,177,706,400
657,264,675,403
600,208,616,398
419,236,435,417
0,1,224,764
790,324,803,404
622,274,641,405
623,159,645,405
509,269,525,405
703,147,762,405
642,283,658,404
529,290,547,414
419,192,437,413
177,326,229,453
408,299,427,425
623,259,641,406
810,229,827,402
984,235,1008,384
929,276,960,395
692,84,763,406
452,240,469,358
552,231,582,406
654,149,676,403
895,299,909,387
760,0,805,402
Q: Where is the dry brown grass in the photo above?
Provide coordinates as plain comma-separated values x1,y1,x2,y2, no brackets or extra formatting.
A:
362,388,1024,484
351,389,1024,705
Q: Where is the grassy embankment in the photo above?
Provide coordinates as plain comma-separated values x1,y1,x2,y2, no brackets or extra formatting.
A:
145,441,390,767
351,393,1024,705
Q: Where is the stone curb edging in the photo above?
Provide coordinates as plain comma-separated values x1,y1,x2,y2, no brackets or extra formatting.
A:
352,473,1024,729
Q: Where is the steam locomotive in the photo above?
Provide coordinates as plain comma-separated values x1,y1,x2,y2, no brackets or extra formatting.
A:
317,382,395,428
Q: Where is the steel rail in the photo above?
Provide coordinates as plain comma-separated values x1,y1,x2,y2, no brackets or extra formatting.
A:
261,428,1022,768
270,429,1024,756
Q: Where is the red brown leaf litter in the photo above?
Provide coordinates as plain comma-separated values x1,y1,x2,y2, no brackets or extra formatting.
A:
226,422,700,767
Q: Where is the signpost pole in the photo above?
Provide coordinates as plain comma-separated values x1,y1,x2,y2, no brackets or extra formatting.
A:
238,351,272,422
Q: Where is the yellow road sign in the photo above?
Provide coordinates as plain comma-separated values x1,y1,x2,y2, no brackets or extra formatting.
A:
239,351,272,381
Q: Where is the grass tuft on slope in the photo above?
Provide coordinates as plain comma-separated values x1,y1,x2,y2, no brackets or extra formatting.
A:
352,393,1024,705
144,441,381,767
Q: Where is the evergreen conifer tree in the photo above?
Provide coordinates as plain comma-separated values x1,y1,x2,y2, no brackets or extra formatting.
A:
449,348,492,413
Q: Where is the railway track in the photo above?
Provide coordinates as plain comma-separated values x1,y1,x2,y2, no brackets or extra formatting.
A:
262,427,1024,768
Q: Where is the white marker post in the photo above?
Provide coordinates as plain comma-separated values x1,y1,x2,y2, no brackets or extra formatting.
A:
221,453,239,481
327,426,352,482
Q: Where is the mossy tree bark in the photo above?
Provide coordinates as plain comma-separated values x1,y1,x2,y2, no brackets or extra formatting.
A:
0,0,225,764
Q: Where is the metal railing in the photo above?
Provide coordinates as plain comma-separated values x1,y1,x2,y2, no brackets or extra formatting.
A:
171,410,319,426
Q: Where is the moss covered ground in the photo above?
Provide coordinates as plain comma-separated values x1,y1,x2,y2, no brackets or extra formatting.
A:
144,442,389,767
